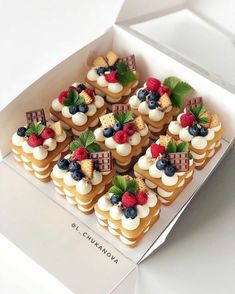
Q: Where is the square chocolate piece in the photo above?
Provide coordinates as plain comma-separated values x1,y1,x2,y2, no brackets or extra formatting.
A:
112,104,131,114
117,55,136,71
89,151,113,172
26,108,46,125
185,97,203,111
168,152,189,172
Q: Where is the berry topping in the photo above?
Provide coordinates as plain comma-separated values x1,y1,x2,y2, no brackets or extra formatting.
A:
69,86,77,91
180,113,195,128
58,91,68,104
124,207,137,219
164,164,176,177
17,127,27,137
114,130,128,144
73,147,88,161
57,158,69,170
146,77,161,92
111,195,121,205
68,161,81,172
96,67,107,75
69,105,79,114
72,170,84,181
105,71,118,83
103,127,114,138
188,124,200,136
77,83,86,91
199,127,208,137
123,123,136,136
78,103,89,113
136,191,148,205
84,88,94,98
149,91,160,101
27,134,44,147
158,85,171,96
122,192,137,208
40,127,55,139
148,99,158,109
150,144,166,158
156,158,168,170
137,89,149,101
113,122,123,132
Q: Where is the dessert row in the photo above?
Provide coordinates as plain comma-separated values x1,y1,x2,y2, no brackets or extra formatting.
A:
11,50,223,247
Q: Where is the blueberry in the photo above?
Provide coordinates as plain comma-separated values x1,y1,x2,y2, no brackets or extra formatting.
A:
17,127,27,137
149,91,160,101
77,83,86,91
108,65,117,71
113,122,123,132
124,207,137,219
188,124,200,136
57,158,69,170
78,103,89,113
137,89,149,101
148,99,158,109
156,158,168,170
72,170,84,181
96,67,107,75
111,195,121,205
164,164,175,177
199,127,208,137
69,105,79,114
103,127,114,138
68,161,81,172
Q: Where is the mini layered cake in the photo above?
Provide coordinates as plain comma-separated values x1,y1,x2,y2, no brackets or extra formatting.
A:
94,176,161,247
129,76,194,139
50,83,107,136
11,109,71,182
85,50,139,106
51,131,115,214
134,135,195,205
94,104,149,173
167,97,223,169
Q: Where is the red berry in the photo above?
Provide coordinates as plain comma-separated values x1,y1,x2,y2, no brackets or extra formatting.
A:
180,113,195,128
136,191,148,205
123,123,137,136
158,85,171,96
105,71,118,83
146,77,161,92
68,86,77,91
73,147,88,161
122,192,137,208
40,127,55,139
150,143,166,158
27,135,44,147
58,91,68,104
84,88,94,98
113,130,128,144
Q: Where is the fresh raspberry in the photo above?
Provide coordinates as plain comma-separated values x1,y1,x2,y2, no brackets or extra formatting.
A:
146,77,161,92
58,91,68,104
68,86,77,91
123,123,137,136
122,192,137,208
180,113,195,128
84,88,94,98
114,130,128,144
73,147,88,161
136,191,148,205
27,135,44,147
158,85,171,96
105,71,118,83
40,127,55,139
150,143,166,158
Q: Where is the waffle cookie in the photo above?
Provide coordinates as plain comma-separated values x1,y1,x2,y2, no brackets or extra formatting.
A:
94,104,150,173
129,77,194,140
94,176,161,247
86,51,139,105
50,82,107,137
51,130,115,214
134,136,195,205
11,109,71,182
167,97,223,169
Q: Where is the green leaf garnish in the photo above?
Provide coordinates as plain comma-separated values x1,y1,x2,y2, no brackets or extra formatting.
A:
69,130,100,152
114,111,133,124
113,176,127,191
109,176,138,196
109,186,123,197
163,76,180,89
69,140,83,152
25,121,45,136
177,142,189,152
117,63,136,87
126,180,138,194
79,131,95,147
167,140,177,153
190,106,209,125
86,143,101,153
63,89,84,106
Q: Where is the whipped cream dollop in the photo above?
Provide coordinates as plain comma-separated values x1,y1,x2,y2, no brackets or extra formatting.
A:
76,178,92,195
121,215,140,230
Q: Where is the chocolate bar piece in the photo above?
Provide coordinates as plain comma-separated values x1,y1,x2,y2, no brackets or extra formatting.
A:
112,103,131,114
26,108,46,125
185,97,203,111
117,55,136,71
168,152,189,172
89,151,113,172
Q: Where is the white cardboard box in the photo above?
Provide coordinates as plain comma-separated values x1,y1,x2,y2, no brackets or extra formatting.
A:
1,1,235,293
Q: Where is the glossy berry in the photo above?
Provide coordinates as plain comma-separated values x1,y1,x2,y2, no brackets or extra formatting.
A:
113,122,123,132
146,77,161,92
199,127,208,137
58,91,68,104
96,67,107,75
77,83,86,91
158,85,171,96
17,127,27,137
27,135,43,147
165,164,176,177
150,144,166,158
111,195,121,205
69,105,79,114
78,103,89,113
149,91,160,101
84,88,94,98
188,124,200,136
123,123,136,136
180,113,195,128
57,158,69,170
137,89,149,101
124,207,137,219
105,71,118,83
114,130,128,144
41,127,55,140
136,191,148,205
73,147,88,161
148,99,158,109
68,161,81,172
156,158,168,170
103,127,114,138
72,170,84,181
122,192,137,208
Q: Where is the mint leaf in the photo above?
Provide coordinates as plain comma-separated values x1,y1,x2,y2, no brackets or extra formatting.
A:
167,140,177,153
117,63,128,74
86,143,101,153
115,111,133,124
25,122,45,136
117,62,136,87
197,117,209,125
177,142,189,152
126,180,138,194
79,131,95,147
109,186,123,196
171,93,184,108
74,94,85,106
70,140,83,152
190,105,203,118
113,176,127,191
174,81,194,97
163,76,180,90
